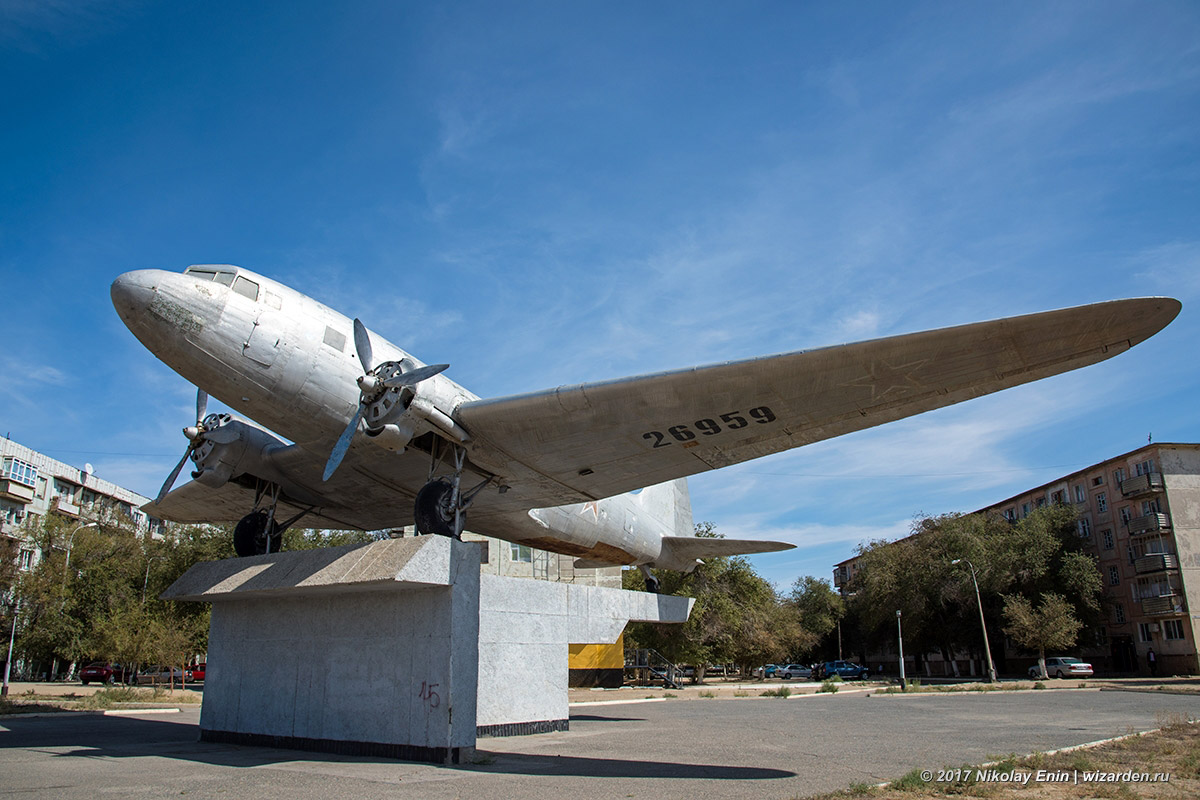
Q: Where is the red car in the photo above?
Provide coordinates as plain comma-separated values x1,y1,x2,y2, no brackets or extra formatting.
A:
80,662,135,685
186,663,206,682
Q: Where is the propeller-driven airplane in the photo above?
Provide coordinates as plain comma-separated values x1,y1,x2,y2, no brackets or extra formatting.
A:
111,265,1180,591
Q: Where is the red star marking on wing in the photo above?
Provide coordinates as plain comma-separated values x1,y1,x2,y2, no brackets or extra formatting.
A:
842,358,930,400
579,501,600,521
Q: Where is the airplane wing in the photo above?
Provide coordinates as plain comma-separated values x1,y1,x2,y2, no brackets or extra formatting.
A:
457,298,1180,504
146,478,364,530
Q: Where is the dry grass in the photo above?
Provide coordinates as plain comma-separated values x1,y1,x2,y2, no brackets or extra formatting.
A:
799,714,1199,799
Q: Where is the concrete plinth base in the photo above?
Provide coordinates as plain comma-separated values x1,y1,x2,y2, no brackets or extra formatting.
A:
164,536,691,762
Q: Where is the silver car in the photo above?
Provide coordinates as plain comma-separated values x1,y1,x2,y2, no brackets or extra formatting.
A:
778,663,812,680
1029,657,1093,678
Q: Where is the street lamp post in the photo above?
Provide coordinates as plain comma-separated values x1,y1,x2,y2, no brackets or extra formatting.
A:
2,596,19,697
62,521,98,587
896,609,906,688
952,558,997,683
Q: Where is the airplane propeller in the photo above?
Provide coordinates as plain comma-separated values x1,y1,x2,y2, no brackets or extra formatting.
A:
156,388,209,504
322,318,449,482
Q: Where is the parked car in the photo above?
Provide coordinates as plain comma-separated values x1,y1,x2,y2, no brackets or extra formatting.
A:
814,660,871,680
186,663,206,682
1029,657,1093,679
778,663,812,680
142,665,184,683
755,664,779,678
79,662,135,685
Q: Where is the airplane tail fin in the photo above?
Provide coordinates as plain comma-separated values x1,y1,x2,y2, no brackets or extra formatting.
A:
636,477,694,536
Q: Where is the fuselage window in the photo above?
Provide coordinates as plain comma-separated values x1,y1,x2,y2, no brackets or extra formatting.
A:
233,276,260,301
323,326,346,352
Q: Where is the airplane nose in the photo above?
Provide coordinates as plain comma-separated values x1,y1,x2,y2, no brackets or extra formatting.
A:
110,270,159,322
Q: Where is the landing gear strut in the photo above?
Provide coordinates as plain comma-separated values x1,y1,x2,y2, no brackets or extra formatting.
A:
413,442,492,539
233,481,314,557
233,510,282,557
639,564,661,594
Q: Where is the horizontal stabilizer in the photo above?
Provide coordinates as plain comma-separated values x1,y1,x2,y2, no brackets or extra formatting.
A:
656,535,794,571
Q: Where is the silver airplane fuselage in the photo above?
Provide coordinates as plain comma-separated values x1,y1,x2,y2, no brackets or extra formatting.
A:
111,265,685,568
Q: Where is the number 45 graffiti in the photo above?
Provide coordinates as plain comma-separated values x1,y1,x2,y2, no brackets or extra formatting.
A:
418,681,441,710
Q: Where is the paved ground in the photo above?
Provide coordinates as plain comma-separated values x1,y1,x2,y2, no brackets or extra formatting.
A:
3,687,1198,800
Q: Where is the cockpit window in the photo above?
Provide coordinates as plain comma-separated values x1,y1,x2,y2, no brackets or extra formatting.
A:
232,276,260,301
185,266,236,286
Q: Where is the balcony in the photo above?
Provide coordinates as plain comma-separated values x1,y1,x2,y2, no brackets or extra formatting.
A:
0,478,35,503
1134,553,1179,574
51,495,80,518
833,568,847,588
1141,594,1184,617
1120,472,1164,498
1127,512,1170,535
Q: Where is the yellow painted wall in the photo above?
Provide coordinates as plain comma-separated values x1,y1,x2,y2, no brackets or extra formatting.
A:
569,635,624,670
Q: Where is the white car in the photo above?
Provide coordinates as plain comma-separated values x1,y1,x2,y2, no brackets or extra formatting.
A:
142,665,184,683
778,663,812,680
1029,657,1093,678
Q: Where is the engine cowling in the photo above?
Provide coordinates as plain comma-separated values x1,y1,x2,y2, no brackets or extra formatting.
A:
191,413,289,488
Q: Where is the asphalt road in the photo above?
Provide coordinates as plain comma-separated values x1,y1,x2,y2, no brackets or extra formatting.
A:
2,689,1197,800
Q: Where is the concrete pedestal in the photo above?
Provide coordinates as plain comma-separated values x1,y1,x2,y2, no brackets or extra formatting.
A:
164,536,691,763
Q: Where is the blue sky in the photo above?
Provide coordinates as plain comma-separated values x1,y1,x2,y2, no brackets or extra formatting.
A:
2,1,1198,590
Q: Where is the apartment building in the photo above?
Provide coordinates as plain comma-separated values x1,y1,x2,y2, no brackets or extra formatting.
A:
833,443,1199,677
981,443,1198,676
1,436,161,571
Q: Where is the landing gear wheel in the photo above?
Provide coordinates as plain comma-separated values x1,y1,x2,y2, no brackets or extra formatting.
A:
645,575,661,594
414,478,462,538
234,511,283,557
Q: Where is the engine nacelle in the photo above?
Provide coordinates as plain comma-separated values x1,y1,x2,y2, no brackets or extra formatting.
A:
363,420,416,453
191,413,289,488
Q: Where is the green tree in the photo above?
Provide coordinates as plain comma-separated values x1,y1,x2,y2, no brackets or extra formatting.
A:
1002,592,1082,679
846,505,1100,678
624,522,790,680
787,576,844,660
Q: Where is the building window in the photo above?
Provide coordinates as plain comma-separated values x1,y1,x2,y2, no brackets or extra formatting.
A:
1,457,38,487
1109,566,1120,586
1092,475,1105,486
1138,622,1152,643
1135,459,1154,477
1120,507,1132,525
1078,517,1092,538
1035,496,1046,508
1102,529,1114,550
18,549,33,570
1142,499,1161,515
1096,492,1107,513
1164,620,1185,640
509,543,532,563
1021,503,1031,518
1003,508,1015,522
1074,485,1086,503
1051,490,1064,504
1094,626,1108,646
1114,604,1126,624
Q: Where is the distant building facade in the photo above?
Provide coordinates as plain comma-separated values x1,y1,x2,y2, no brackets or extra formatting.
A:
1,435,161,572
834,443,1200,677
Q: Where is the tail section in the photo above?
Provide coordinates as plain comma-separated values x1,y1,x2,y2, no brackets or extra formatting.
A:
636,477,694,536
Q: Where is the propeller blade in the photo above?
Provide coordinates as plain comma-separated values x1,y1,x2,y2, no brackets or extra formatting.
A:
353,318,373,374
381,363,450,388
196,389,208,424
323,403,365,482
156,445,194,504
